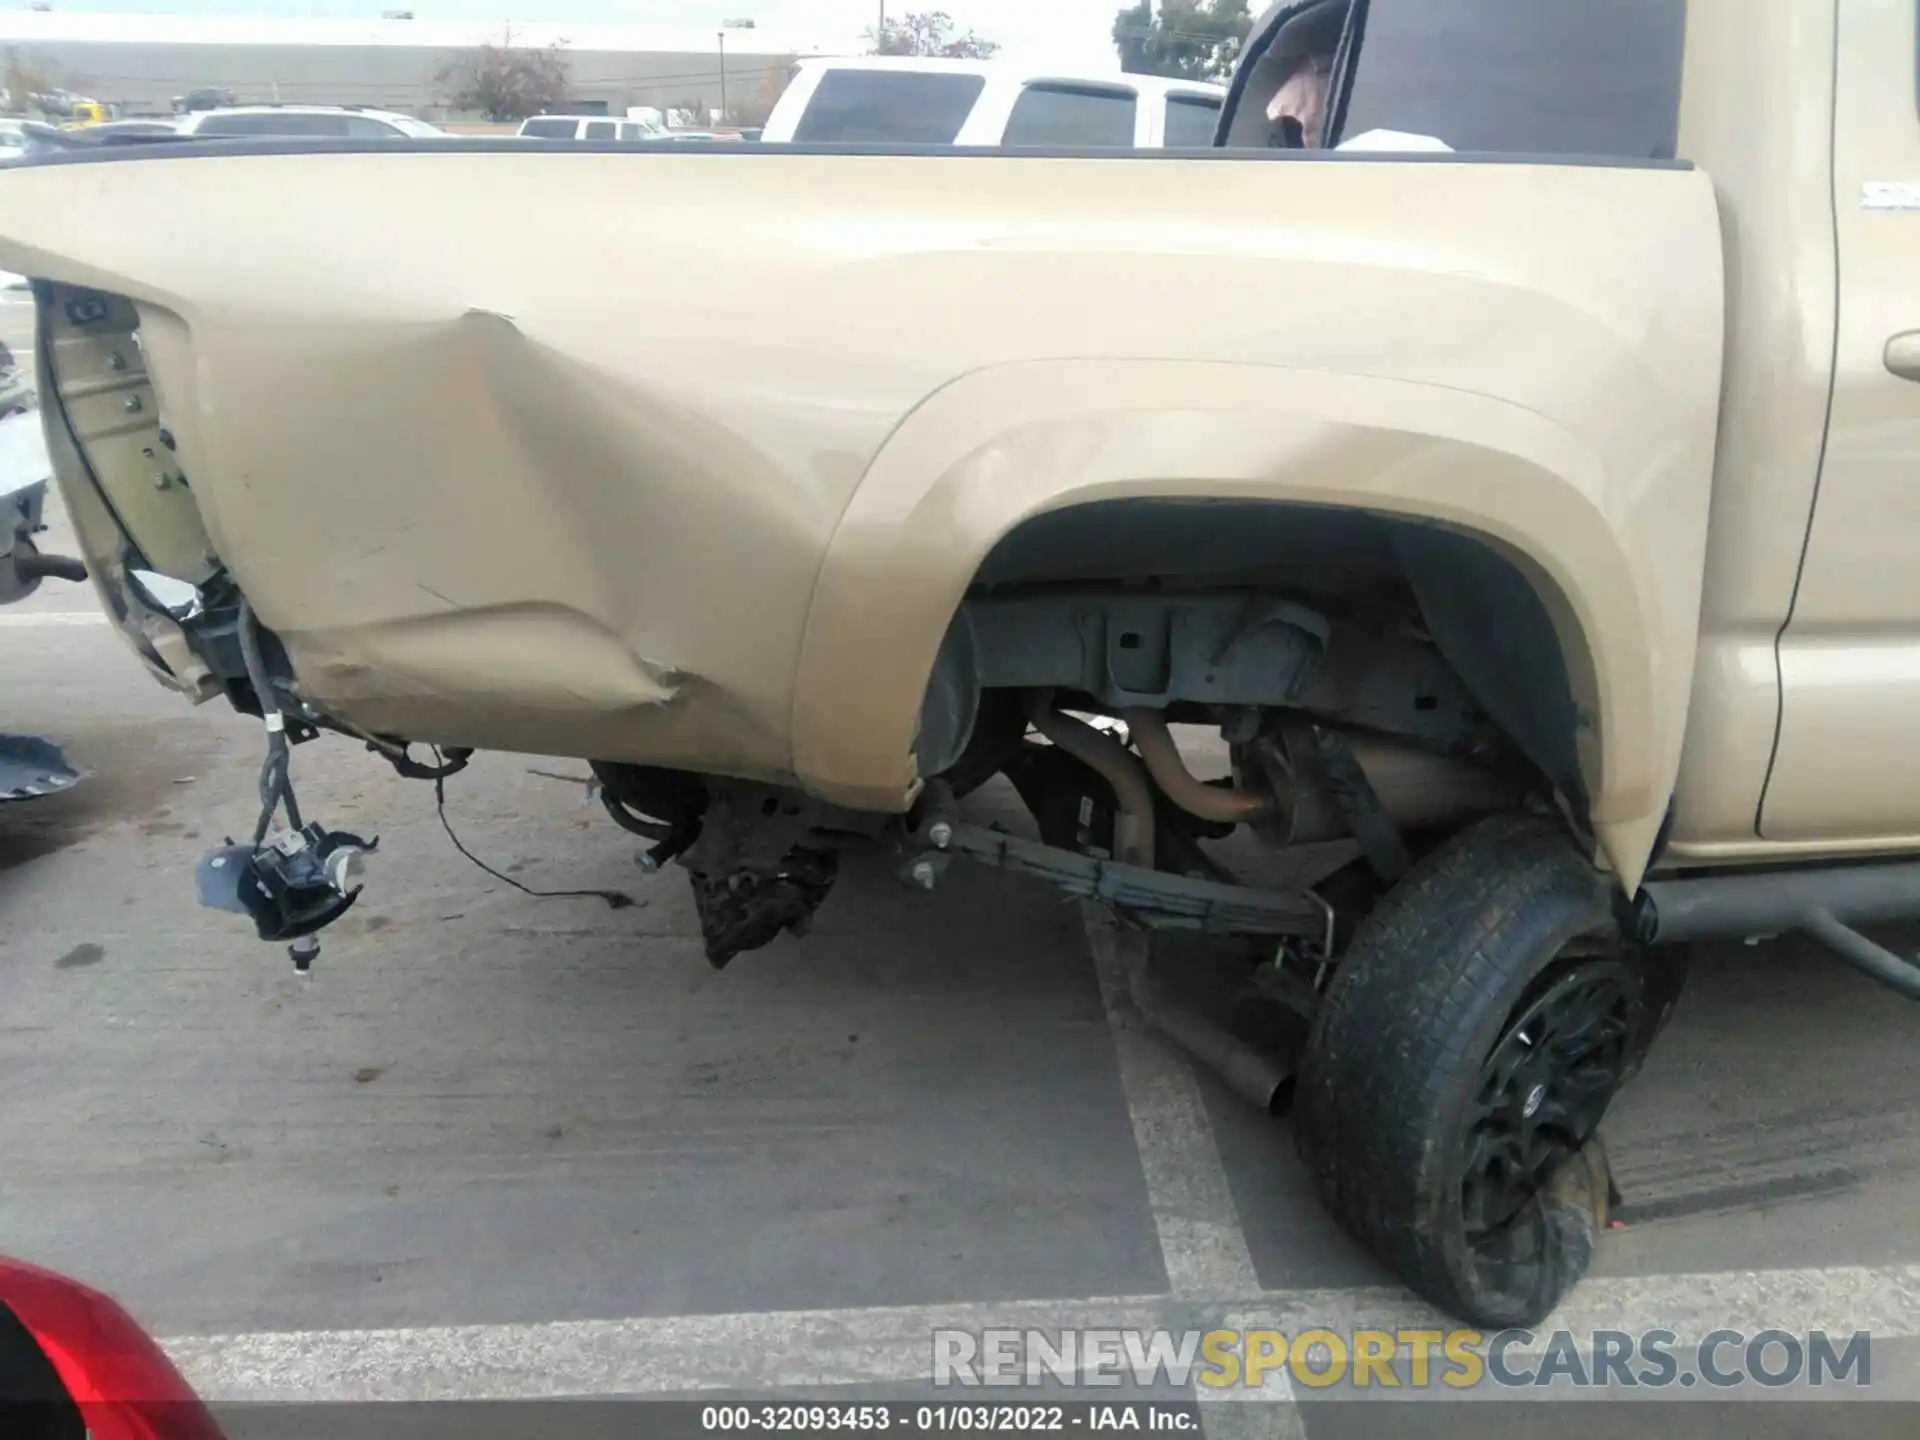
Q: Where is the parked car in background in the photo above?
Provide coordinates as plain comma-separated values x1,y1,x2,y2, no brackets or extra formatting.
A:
516,115,669,141
0,1254,226,1437
176,105,446,139
72,119,181,140
0,338,85,803
762,56,1225,148
60,101,113,129
172,86,237,114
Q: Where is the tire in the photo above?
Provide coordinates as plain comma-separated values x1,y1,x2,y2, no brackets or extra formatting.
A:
1294,813,1654,1327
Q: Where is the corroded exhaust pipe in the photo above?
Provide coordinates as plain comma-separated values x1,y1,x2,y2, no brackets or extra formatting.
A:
1122,708,1276,825
1119,708,1509,842
1030,698,1157,868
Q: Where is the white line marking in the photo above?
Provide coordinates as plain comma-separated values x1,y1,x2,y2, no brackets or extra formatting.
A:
0,610,109,626
143,828,1920,1416
159,1264,1920,1403
164,1295,1179,1403
1082,906,1261,1299
1081,906,1304,1436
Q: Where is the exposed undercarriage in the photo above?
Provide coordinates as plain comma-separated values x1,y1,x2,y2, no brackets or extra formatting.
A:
590,572,1537,974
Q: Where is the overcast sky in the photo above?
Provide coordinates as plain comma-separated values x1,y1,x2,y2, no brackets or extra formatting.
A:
24,2,1132,63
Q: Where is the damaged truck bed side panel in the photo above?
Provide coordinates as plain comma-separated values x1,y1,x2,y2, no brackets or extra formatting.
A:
0,146,1722,883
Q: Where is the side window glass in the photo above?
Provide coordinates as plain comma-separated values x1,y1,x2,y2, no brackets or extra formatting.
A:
275,114,349,137
791,71,986,144
1164,94,1223,147
193,115,264,136
584,121,617,140
1002,84,1138,147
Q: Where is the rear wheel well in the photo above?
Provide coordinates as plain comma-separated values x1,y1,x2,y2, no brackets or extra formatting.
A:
925,498,1592,825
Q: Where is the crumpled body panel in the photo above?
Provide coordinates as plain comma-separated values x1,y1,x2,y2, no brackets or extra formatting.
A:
0,147,1723,882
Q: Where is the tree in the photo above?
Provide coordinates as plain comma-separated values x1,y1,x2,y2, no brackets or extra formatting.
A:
2,48,54,114
867,10,1001,60
436,30,571,122
727,58,798,129
1113,0,1252,81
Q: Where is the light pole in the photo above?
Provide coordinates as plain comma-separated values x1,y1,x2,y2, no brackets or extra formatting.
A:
878,2,886,46
717,30,728,124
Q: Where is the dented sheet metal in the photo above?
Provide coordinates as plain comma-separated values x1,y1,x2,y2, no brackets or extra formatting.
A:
0,148,1724,870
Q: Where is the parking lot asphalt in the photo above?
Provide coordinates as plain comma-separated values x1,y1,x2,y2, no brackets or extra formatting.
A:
8,482,1920,1433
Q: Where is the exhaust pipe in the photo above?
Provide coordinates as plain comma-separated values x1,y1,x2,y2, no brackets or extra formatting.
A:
1034,696,1291,1111
1105,914,1293,1111
1119,707,1515,844
1122,708,1275,825
1029,699,1157,868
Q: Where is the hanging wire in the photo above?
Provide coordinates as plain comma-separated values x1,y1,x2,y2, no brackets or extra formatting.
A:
429,747,636,911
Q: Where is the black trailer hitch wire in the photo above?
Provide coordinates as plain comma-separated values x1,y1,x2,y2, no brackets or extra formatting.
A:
427,746,637,912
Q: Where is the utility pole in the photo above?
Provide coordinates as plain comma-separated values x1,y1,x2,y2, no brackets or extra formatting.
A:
717,30,728,124
878,2,887,48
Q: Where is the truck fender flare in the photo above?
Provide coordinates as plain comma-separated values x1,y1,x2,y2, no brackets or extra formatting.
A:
791,359,1673,880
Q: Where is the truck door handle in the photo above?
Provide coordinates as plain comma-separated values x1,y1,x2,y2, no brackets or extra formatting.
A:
1886,331,1920,381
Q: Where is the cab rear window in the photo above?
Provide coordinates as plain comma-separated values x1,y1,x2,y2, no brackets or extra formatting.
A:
1338,0,1687,158
519,118,577,138
792,71,986,144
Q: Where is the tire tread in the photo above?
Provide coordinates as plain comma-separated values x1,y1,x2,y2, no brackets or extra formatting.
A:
1294,813,1611,1323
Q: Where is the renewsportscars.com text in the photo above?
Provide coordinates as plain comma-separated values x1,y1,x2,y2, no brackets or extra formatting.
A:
932,1327,1873,1392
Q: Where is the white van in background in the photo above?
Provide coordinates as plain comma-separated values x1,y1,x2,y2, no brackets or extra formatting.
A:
517,115,667,141
762,57,1225,149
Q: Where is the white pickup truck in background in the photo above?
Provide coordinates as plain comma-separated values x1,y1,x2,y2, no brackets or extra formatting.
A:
761,56,1226,149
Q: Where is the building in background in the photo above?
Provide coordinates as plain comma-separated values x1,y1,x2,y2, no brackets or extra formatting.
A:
0,11,850,122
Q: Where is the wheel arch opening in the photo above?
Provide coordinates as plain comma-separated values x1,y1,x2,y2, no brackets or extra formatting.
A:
923,496,1598,826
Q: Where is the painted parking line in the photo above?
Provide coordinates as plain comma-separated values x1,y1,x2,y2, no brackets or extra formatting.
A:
169,906,1920,1411
1080,907,1303,1436
161,1264,1920,1403
1082,907,1263,1301
0,610,109,625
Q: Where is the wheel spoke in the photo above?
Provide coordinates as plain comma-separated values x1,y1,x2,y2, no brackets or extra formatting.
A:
1461,1125,1511,1181
1457,958,1641,1255
1555,1065,1617,1112
1479,1039,1531,1097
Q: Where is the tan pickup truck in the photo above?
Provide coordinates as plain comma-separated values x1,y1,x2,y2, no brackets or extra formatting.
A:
0,0,1913,1324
